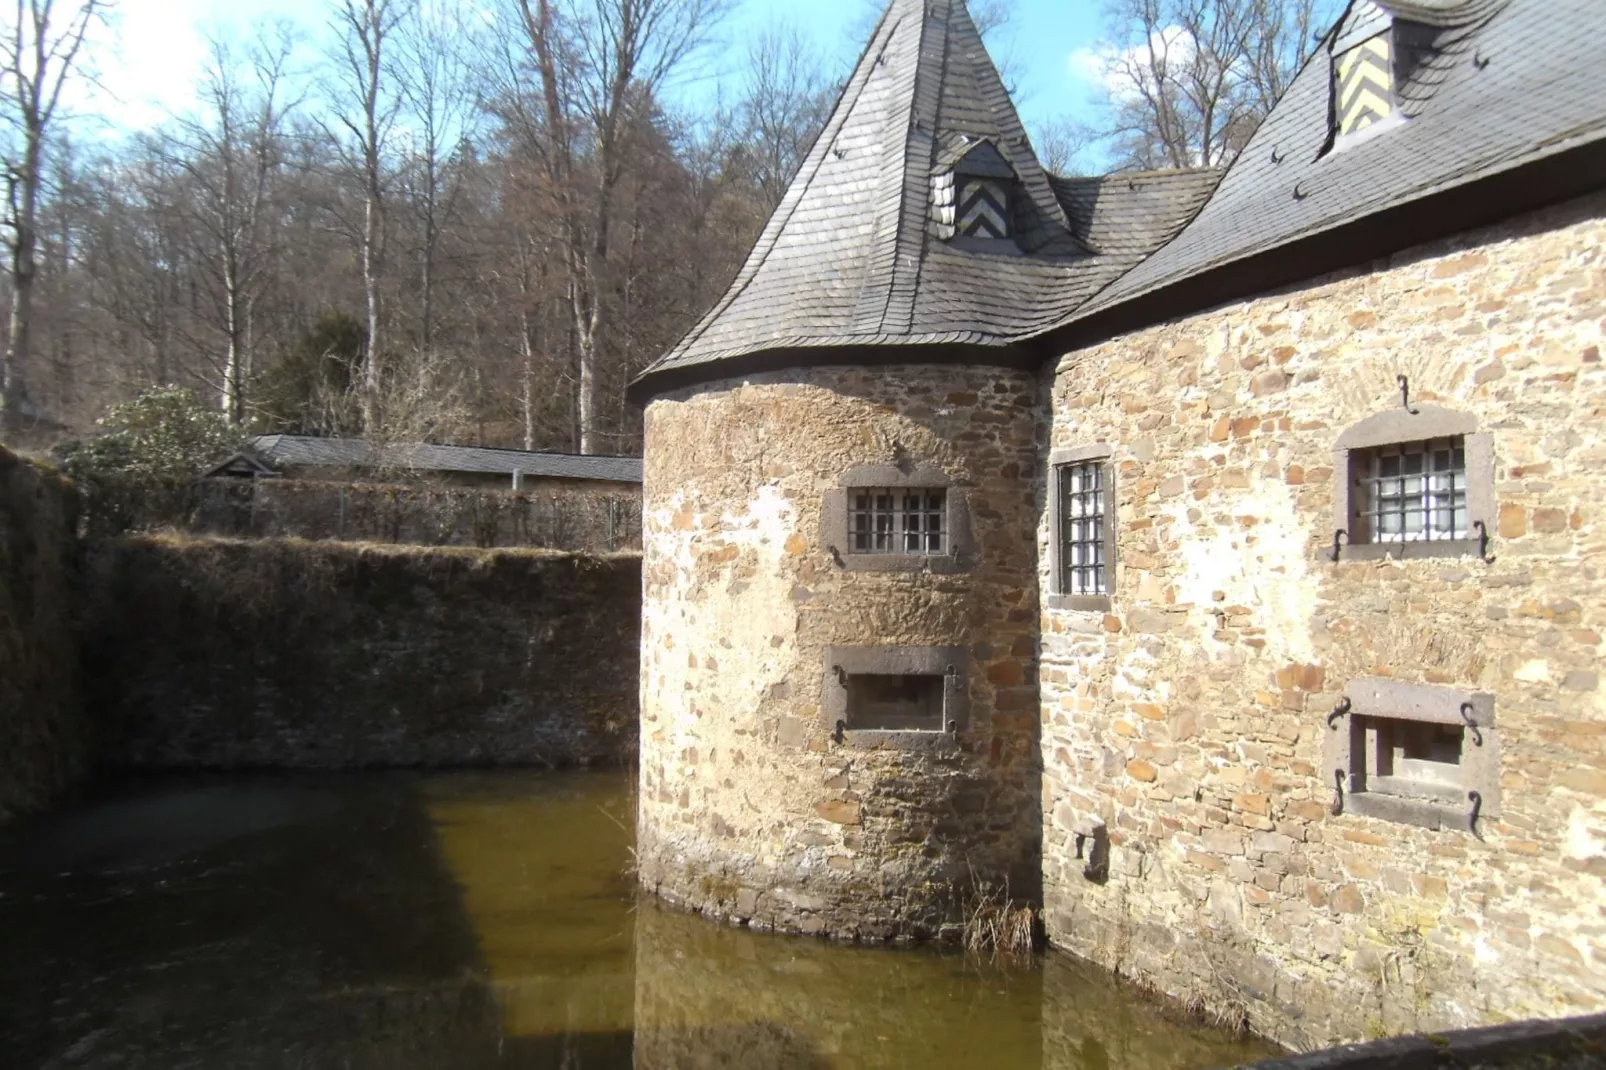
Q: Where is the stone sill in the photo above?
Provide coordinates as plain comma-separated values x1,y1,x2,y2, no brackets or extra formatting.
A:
839,553,972,574
1044,593,1110,613
1345,791,1484,831
1338,538,1482,562
838,729,963,753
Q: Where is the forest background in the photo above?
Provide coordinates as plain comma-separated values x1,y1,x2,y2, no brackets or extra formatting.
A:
0,0,1335,458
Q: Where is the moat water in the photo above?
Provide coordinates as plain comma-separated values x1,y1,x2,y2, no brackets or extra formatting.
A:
0,769,1279,1069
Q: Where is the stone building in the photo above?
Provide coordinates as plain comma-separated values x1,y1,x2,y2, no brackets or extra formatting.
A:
628,0,1606,1047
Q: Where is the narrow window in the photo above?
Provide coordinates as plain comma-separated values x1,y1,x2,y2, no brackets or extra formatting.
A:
1352,436,1467,544
849,488,946,555
1058,461,1108,596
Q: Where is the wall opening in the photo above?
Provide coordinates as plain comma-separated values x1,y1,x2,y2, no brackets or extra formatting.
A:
845,673,945,730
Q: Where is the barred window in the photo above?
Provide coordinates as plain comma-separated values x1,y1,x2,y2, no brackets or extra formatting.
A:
848,488,946,554
1058,461,1107,596
1353,437,1467,544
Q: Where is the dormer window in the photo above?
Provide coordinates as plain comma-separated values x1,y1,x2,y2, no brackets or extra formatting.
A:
931,139,1016,244
1335,33,1394,137
1328,2,1442,150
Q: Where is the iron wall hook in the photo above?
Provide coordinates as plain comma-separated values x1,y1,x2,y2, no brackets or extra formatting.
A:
1331,528,1349,562
1472,520,1493,563
1467,790,1484,840
1398,374,1421,415
1328,696,1352,730
1330,768,1346,816
1459,702,1484,747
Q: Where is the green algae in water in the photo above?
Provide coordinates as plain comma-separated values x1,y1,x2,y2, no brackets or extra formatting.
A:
0,769,1279,1068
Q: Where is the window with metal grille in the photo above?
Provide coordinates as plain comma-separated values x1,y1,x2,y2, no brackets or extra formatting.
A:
1353,437,1467,544
1058,461,1107,596
848,488,946,554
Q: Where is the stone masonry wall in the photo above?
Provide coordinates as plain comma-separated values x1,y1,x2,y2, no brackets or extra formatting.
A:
1040,191,1606,1048
0,448,85,822
81,536,640,769
638,365,1042,939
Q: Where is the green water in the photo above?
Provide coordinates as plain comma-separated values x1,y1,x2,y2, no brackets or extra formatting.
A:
0,769,1278,1068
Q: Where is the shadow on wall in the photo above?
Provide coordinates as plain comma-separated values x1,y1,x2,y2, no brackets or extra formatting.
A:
77,535,642,770
0,447,85,822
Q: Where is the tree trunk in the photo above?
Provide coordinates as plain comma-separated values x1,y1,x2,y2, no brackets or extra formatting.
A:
3,132,41,439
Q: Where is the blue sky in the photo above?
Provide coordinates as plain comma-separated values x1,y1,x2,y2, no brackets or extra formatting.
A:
82,0,1107,141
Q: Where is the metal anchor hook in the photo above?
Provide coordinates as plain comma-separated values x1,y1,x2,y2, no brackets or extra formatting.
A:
1398,374,1421,415
1459,702,1484,747
1330,769,1346,816
1467,790,1484,840
1331,528,1349,562
833,719,847,745
831,664,849,688
1471,520,1493,563
1327,696,1352,730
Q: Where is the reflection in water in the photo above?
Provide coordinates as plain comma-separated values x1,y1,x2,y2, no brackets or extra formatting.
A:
0,770,1279,1068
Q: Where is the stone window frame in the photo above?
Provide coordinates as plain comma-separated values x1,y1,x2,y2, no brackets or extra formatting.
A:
821,644,969,752
1046,444,1116,612
1333,404,1494,562
820,463,974,574
1322,676,1500,833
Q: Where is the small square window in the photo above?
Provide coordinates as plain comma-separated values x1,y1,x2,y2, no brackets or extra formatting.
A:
848,488,946,555
1351,436,1467,545
1058,461,1108,596
845,674,945,731
1324,677,1500,832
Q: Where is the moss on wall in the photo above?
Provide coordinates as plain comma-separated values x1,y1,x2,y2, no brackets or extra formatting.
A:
0,448,85,822
80,536,640,769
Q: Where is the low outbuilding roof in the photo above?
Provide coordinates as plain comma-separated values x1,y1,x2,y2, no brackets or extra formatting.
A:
215,435,643,484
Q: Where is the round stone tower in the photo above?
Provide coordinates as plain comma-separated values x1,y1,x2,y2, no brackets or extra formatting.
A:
630,0,1092,940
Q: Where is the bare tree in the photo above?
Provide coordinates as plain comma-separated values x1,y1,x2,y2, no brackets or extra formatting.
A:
326,0,403,435
1090,0,1334,170
0,0,105,439
1033,116,1100,174
394,0,482,362
169,23,298,424
734,21,833,210
504,0,730,454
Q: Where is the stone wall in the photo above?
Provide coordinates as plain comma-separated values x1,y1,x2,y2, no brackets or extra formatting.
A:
0,448,84,822
81,536,640,769
637,365,1043,939
80,476,642,552
1039,191,1606,1047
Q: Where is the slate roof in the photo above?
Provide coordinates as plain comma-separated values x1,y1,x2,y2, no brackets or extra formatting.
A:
635,0,1216,393
243,435,643,483
635,0,1606,399
1040,0,1604,336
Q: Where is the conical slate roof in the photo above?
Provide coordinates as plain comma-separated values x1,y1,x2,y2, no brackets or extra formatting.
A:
634,0,1116,397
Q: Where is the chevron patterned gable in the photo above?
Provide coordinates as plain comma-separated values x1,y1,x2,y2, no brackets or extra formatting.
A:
958,178,1010,239
1336,33,1394,137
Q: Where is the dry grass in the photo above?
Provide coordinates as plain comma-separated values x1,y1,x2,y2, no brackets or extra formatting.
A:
960,877,1039,959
